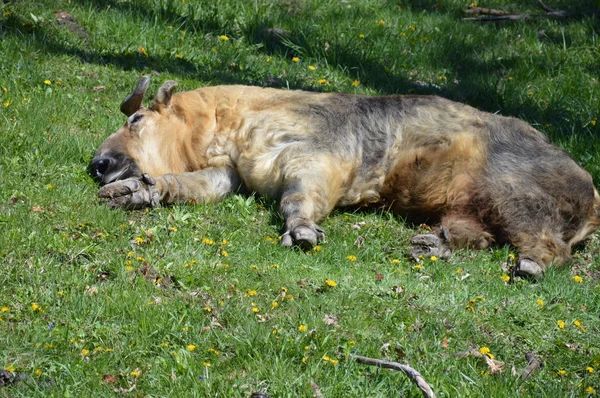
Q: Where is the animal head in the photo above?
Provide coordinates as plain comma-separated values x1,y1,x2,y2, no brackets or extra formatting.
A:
89,77,189,185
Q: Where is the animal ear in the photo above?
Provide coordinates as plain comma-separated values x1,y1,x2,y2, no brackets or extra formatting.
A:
155,80,178,108
120,76,150,116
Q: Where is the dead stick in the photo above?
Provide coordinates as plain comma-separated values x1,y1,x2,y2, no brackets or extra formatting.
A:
464,6,512,16
352,355,436,398
520,352,542,379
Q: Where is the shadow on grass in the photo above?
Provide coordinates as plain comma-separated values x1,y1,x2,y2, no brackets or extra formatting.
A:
1,0,597,136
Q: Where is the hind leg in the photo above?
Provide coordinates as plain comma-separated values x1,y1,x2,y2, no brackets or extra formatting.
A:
410,211,493,260
510,229,570,278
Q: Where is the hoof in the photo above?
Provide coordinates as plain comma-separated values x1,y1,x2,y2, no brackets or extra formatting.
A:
281,221,325,249
512,258,544,279
409,233,451,261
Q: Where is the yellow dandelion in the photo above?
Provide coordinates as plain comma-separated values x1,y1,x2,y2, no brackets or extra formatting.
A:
187,345,196,351
330,359,339,365
586,386,596,395
175,54,183,59
247,289,257,296
23,98,29,102
302,356,308,363
0,307,8,312
2,101,11,107
169,227,178,232
298,324,308,332
81,349,89,356
586,366,594,373
31,303,41,312
252,307,259,313
479,347,490,356
590,118,597,126
409,24,416,31
44,344,53,349
2,87,6,92
501,274,510,282
44,80,51,85
292,57,300,63
204,306,212,312
391,259,400,264
182,327,189,332
202,238,215,245
138,46,148,57
308,65,316,70
104,348,113,352
271,301,279,308
324,279,337,287
304,346,310,350
322,355,330,361
376,19,385,26
313,245,322,252
34,369,42,376
456,268,463,275
221,239,229,244
413,264,423,270
208,348,219,356
346,255,357,261
318,79,327,84
221,250,228,257
136,256,145,262
6,366,15,372
556,369,566,376
219,35,229,41
134,237,144,244
130,370,140,377
573,275,583,283
537,299,544,308
352,80,360,87
557,320,565,329
573,320,585,332
430,255,439,261
359,33,365,38
203,362,211,367
159,343,168,348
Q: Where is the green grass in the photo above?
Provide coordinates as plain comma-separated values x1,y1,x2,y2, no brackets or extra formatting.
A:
1,0,600,396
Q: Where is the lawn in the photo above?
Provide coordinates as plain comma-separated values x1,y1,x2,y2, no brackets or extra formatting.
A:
1,0,599,396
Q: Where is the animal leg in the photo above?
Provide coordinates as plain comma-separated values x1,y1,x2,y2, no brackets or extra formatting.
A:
511,229,570,279
98,167,241,208
279,162,345,249
410,212,493,261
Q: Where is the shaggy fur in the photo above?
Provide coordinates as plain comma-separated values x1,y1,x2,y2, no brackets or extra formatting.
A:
91,77,600,278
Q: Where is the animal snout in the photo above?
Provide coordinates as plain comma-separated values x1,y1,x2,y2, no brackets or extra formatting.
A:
90,157,113,178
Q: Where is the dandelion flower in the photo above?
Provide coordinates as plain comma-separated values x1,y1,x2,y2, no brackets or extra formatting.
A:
44,80,51,85
219,35,229,41
221,250,228,257
573,320,585,332
130,370,140,377
346,255,357,261
34,369,42,376
81,349,89,356
313,245,322,252
430,256,439,261
590,118,597,126
479,347,491,356
376,19,385,26
298,324,308,332
586,366,594,373
318,79,327,84
586,386,597,395
0,307,8,312
271,301,279,308
324,279,337,287
557,320,565,329
169,227,178,232
5,366,15,372
134,237,144,244
556,369,566,376
292,57,300,63
252,307,259,313
573,275,583,283
308,65,316,70
31,303,41,312
352,80,360,87
322,355,330,361
247,289,257,296
391,259,400,264
175,54,183,59
203,361,211,367
187,344,196,351
501,274,510,282
2,101,11,107
359,33,365,38
536,299,544,308
330,359,339,365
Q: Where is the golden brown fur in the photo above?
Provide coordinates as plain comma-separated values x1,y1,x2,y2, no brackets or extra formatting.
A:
91,78,600,278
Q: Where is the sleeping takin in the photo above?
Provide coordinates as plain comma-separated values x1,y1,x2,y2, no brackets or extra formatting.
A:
90,76,600,278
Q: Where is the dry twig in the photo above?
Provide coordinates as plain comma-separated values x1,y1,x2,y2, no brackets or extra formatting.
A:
520,352,542,379
462,0,600,22
351,354,436,398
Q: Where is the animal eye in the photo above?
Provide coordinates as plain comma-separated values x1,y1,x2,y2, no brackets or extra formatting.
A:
128,113,144,125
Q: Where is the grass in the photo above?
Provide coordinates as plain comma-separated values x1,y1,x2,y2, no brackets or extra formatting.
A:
1,0,600,396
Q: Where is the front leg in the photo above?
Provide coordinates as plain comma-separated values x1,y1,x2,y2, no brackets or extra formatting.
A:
98,167,241,209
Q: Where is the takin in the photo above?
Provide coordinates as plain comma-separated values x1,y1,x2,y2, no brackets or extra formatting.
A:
90,76,600,278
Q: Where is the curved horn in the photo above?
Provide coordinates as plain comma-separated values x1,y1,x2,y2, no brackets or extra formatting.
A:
155,80,178,107
120,76,151,116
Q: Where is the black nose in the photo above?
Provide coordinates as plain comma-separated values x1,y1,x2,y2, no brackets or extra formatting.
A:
90,158,112,177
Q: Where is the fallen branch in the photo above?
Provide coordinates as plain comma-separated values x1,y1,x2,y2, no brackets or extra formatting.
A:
462,1,600,22
520,352,542,379
351,354,436,398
